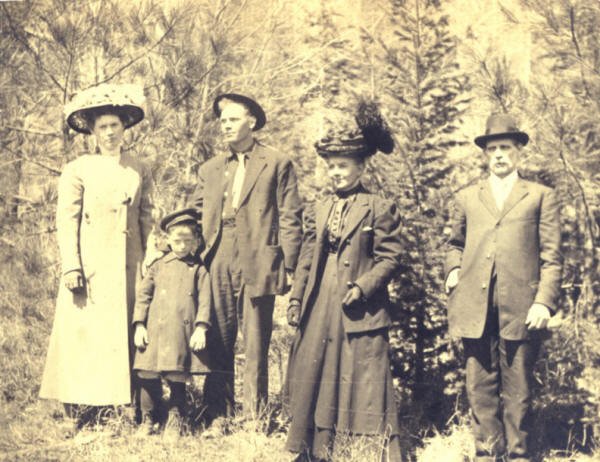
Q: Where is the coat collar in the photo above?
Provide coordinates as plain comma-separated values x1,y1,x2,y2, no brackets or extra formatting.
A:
478,176,529,220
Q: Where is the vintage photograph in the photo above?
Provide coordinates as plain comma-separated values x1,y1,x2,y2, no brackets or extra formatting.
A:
0,0,598,460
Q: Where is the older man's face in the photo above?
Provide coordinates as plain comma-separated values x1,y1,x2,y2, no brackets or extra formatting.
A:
485,138,520,178
219,101,255,147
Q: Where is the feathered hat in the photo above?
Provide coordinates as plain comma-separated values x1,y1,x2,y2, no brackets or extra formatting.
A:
65,83,145,134
315,100,394,158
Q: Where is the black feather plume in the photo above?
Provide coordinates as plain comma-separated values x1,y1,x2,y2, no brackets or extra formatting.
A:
355,99,394,154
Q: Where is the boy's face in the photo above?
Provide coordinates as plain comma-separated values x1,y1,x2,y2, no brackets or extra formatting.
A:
166,225,197,257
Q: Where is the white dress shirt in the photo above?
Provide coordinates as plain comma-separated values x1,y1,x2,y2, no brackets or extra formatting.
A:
489,170,518,211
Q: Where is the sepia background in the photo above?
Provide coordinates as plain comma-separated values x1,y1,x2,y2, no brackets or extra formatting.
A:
1,0,598,460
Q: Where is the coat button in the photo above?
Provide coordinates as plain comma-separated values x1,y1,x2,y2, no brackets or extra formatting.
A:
481,283,487,289
224,191,228,197
183,320,189,325
486,254,492,259
343,260,350,266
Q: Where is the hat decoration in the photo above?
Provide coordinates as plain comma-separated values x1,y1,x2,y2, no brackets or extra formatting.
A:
65,83,145,134
315,99,394,158
213,93,266,131
160,207,200,232
474,113,529,149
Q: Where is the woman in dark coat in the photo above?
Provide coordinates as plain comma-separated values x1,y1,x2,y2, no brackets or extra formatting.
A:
285,102,403,461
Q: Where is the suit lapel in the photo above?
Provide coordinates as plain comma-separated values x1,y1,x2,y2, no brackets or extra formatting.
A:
237,144,267,209
339,192,370,245
498,178,529,221
478,180,500,218
316,197,334,242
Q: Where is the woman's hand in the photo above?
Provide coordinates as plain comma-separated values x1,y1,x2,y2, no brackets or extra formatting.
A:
342,284,363,307
134,324,149,350
64,270,84,292
190,325,208,352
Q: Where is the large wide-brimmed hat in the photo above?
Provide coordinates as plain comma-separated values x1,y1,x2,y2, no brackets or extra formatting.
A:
160,207,200,232
474,113,529,149
315,100,394,159
213,93,266,131
65,83,145,134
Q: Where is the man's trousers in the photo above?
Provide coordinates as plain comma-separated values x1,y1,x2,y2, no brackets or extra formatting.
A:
462,276,541,462
203,223,275,421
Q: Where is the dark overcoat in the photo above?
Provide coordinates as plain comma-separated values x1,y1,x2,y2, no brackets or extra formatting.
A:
190,140,303,298
133,253,212,373
445,177,562,340
290,185,403,334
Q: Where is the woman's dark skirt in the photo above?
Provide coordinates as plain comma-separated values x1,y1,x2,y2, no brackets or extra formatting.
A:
285,253,399,453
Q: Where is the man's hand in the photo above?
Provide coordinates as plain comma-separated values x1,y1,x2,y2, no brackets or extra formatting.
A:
342,285,363,307
287,300,301,327
134,324,149,350
64,270,84,292
445,268,460,294
190,325,208,352
525,303,551,330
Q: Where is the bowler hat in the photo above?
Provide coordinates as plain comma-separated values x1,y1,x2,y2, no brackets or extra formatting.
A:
474,113,529,149
213,93,266,131
160,208,200,232
65,83,145,134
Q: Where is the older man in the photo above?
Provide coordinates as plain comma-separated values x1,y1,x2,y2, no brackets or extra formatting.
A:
445,114,562,461
191,93,303,424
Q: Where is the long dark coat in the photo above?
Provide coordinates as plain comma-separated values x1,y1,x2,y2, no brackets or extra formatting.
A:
445,177,562,340
132,252,211,373
190,140,303,297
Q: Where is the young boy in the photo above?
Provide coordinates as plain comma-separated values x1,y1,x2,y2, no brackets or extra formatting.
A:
132,208,211,436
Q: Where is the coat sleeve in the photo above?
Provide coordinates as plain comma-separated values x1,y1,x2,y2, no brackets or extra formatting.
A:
195,265,212,327
289,202,317,302
56,160,84,275
534,188,562,312
445,191,466,278
138,163,155,253
276,158,303,271
354,199,403,299
132,262,157,325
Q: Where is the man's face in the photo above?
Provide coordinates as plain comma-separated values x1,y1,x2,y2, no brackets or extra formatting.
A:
219,101,255,146
485,138,520,178
92,114,125,152
325,155,364,192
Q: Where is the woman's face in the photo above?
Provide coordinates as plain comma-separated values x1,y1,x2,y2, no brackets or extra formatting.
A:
325,155,364,192
91,114,125,152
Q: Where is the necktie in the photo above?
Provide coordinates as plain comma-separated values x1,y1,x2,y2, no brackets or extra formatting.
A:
231,153,246,210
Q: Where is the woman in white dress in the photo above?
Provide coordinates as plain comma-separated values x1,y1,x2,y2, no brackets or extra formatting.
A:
39,84,154,422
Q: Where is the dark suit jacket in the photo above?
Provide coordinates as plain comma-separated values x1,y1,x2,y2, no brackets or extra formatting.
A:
445,177,562,340
190,140,303,298
290,186,402,334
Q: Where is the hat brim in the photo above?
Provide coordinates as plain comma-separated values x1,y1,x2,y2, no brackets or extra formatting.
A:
160,207,200,232
213,93,266,131
474,131,529,149
66,104,144,135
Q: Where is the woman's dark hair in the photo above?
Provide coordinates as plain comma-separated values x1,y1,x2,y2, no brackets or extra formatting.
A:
82,105,128,131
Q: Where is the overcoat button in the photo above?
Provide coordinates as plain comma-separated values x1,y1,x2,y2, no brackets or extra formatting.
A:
183,320,189,325
343,260,350,266
481,283,487,289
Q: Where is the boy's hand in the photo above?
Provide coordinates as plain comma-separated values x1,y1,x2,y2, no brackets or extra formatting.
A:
287,299,301,327
190,325,208,352
64,270,84,293
134,324,149,350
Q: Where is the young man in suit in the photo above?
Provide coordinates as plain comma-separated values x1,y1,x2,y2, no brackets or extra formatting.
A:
445,114,562,462
191,93,303,426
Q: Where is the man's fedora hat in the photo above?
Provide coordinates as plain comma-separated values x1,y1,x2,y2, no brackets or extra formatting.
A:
213,93,266,131
474,113,529,149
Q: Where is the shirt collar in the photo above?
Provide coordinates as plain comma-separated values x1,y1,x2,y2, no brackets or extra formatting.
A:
489,170,519,189
228,139,256,160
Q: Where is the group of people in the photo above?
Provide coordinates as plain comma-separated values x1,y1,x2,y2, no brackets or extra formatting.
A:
38,83,562,462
